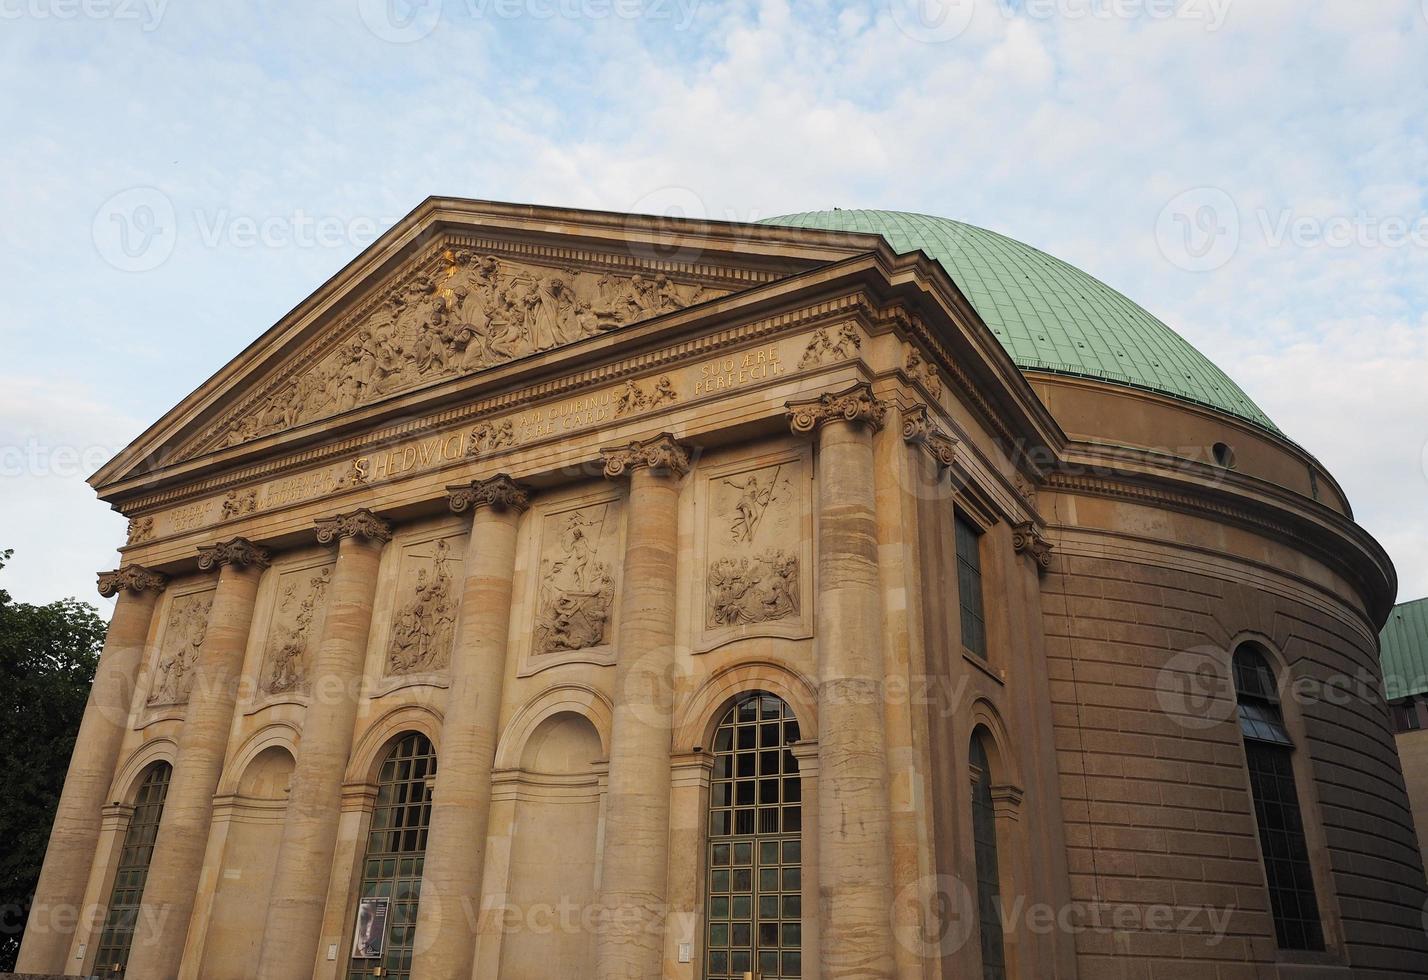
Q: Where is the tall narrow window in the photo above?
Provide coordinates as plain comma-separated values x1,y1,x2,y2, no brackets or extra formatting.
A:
705,692,802,980
955,513,987,658
347,732,436,980
94,761,171,977
970,734,1006,980
1233,647,1324,951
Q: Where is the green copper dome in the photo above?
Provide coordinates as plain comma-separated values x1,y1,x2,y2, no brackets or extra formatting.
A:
759,209,1277,432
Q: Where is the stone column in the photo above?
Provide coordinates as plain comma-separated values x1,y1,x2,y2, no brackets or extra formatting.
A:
787,383,897,979
17,565,167,973
593,433,690,980
411,475,532,980
126,538,268,980
256,509,391,980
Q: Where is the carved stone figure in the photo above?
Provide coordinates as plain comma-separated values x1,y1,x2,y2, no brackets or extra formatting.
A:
148,592,213,706
798,323,862,368
705,463,800,629
220,488,258,520
192,249,727,459
905,345,943,397
465,418,516,457
126,517,155,545
263,566,332,695
534,508,618,655
708,550,800,627
388,538,457,675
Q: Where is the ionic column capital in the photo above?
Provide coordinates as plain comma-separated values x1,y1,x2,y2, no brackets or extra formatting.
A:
901,404,959,468
96,564,168,598
1011,520,1054,573
196,537,270,571
314,507,393,544
786,381,887,436
447,474,534,514
601,432,692,479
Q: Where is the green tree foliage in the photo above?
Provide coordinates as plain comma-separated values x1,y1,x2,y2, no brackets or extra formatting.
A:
0,550,105,970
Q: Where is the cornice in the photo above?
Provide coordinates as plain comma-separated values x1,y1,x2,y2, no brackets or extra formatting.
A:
106,291,874,514
1044,466,1394,624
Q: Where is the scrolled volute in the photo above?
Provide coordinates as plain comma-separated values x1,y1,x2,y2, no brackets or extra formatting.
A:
1011,521,1053,572
96,564,168,598
901,404,959,468
786,382,887,436
447,474,533,514
314,508,393,545
601,432,692,479
196,537,271,571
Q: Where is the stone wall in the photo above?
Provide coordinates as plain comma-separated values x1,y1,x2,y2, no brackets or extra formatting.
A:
1044,546,1428,977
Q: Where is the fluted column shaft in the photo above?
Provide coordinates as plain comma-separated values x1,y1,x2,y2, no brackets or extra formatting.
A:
594,434,688,980
17,567,166,973
790,384,897,979
257,511,390,980
127,540,267,980
412,477,530,979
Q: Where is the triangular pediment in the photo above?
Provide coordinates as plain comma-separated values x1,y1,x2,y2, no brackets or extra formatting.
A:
95,199,872,493
178,241,732,462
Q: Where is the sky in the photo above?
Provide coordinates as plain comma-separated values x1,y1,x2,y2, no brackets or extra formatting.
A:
1,0,1426,613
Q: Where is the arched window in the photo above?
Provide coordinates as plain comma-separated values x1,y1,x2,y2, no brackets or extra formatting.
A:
94,761,172,977
970,732,1006,980
705,692,802,979
346,732,437,980
1233,646,1324,951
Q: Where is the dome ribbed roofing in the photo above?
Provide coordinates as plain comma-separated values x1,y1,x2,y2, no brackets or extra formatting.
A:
759,209,1276,432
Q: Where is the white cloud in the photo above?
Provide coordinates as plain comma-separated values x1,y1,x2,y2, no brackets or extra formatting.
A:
2,0,1426,607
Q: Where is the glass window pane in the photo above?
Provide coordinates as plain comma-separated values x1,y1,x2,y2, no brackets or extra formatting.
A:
346,733,436,980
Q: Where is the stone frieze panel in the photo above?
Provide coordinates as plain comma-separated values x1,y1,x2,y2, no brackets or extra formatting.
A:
517,489,625,675
694,446,814,652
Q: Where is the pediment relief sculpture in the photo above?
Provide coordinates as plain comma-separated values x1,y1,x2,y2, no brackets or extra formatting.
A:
188,247,729,460
148,591,213,706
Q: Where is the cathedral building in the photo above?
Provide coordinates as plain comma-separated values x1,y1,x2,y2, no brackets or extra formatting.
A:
17,200,1428,979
